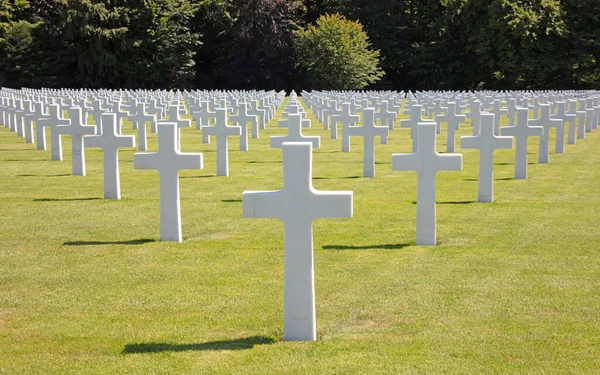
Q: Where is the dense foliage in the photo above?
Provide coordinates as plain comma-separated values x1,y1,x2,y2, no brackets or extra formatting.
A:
293,14,383,89
0,0,598,90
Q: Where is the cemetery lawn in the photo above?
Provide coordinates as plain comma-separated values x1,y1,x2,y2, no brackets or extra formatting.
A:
1,99,599,374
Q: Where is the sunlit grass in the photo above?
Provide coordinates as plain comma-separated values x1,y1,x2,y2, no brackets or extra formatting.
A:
0,98,599,374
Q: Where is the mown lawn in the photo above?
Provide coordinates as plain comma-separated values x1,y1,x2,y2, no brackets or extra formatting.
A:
0,98,599,374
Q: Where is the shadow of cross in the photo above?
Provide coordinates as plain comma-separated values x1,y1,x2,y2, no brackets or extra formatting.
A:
122,336,275,354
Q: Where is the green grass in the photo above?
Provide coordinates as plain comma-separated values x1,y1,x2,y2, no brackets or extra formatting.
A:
0,99,599,374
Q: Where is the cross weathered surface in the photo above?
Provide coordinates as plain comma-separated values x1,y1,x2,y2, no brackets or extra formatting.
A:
242,142,352,341
392,123,462,245
134,123,203,242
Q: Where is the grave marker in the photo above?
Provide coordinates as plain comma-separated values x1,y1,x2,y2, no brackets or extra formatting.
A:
242,142,352,341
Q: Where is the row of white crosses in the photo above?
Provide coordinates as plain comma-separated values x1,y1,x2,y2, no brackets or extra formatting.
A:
2,88,600,343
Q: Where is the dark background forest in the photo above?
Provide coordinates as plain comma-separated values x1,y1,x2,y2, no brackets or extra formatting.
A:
1,0,599,91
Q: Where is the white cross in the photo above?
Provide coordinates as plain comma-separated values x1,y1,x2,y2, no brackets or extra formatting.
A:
348,108,388,178
573,99,586,140
158,104,190,150
552,101,577,145
392,123,462,245
192,103,215,144
400,104,434,152
332,103,360,152
460,113,513,202
436,102,465,153
248,101,266,132
134,123,203,242
466,100,484,135
279,106,310,128
85,113,136,199
129,103,156,151
242,142,352,341
270,114,319,149
489,99,508,135
230,103,258,151
22,100,36,144
501,108,543,179
529,104,563,163
37,104,70,161
202,108,241,176
33,102,49,150
88,106,106,135
584,99,594,133
55,107,97,176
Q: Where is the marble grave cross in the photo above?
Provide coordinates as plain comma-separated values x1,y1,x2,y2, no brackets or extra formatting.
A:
348,108,389,178
129,103,157,151
270,114,319,149
529,103,563,163
460,113,513,202
242,142,353,341
203,108,241,176
332,102,360,152
230,102,258,151
501,108,543,179
392,123,462,245
400,104,434,152
55,107,97,176
134,123,203,242
85,113,136,199
436,102,465,153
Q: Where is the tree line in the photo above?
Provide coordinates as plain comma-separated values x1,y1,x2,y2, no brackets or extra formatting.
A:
1,0,598,91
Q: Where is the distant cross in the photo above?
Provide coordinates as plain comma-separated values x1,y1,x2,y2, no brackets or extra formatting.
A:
436,102,465,153
230,102,258,151
37,104,70,161
55,107,97,175
584,98,594,133
400,104,434,152
88,106,106,135
129,103,156,151
85,113,136,199
552,101,576,145
22,100,36,144
270,114,319,149
158,104,191,150
33,102,49,150
529,104,563,163
203,108,241,176
573,99,586,140
489,99,508,135
248,100,266,134
134,123,203,242
460,113,513,202
332,103,360,152
192,103,216,143
501,108,543,179
465,100,484,135
242,142,352,341
348,108,389,178
392,123,462,245
279,106,310,128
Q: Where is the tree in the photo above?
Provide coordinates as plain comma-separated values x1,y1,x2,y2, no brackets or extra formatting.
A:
214,0,302,89
293,13,383,89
